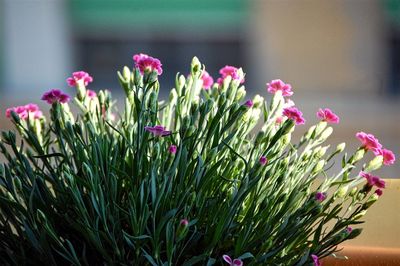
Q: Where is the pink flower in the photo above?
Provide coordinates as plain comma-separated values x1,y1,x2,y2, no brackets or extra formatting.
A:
144,125,171,137
133,53,163,75
41,89,70,104
244,100,254,108
315,192,327,202
311,254,321,266
201,70,214,90
218,65,244,84
267,79,293,97
222,255,243,266
356,132,382,152
375,189,383,196
316,108,339,124
346,227,353,233
6,104,43,120
180,219,189,226
373,176,386,189
169,145,177,154
283,107,305,125
376,149,395,166
87,89,97,99
259,156,268,165
67,71,93,87
360,171,386,189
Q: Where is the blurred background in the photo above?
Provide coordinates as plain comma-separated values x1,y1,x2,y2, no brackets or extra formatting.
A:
0,0,399,177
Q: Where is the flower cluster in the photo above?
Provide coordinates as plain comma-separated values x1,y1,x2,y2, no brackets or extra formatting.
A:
6,103,43,120
1,53,396,266
356,132,395,165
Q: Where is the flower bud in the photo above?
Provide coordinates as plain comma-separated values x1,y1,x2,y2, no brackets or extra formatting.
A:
351,148,366,164
349,187,358,197
302,150,313,161
335,186,348,198
353,210,367,220
176,219,189,240
316,146,329,158
191,57,202,76
305,125,316,140
235,86,246,102
312,160,325,174
176,75,186,95
364,155,383,172
364,193,379,208
281,134,291,147
319,127,333,142
315,121,328,135
270,90,284,111
336,142,346,153
123,66,131,82
252,95,264,109
221,76,232,93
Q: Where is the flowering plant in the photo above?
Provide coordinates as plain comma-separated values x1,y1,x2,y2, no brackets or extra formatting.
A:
0,54,395,265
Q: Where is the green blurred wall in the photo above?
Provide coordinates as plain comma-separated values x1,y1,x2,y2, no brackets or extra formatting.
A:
70,0,247,32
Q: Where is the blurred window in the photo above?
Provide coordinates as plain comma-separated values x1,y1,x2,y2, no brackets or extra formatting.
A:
69,0,249,93
384,0,400,95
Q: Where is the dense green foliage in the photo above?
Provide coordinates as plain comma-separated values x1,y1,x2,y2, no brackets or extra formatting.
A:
0,57,385,265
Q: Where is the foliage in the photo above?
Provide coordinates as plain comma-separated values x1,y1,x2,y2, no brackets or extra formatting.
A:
0,56,391,265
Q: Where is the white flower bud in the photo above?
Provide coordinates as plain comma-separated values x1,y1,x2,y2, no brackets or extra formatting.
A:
252,94,264,108
312,159,325,174
235,86,246,102
365,155,383,172
305,125,316,140
354,210,367,220
336,142,346,153
352,149,366,164
319,127,333,142
315,121,328,135
335,186,348,198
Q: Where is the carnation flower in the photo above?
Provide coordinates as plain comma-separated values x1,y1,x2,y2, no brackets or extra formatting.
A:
317,108,340,124
144,125,171,136
168,145,177,154
41,89,70,104
283,107,305,125
375,149,395,166
6,104,43,120
259,156,268,165
244,100,254,108
223,255,243,266
201,70,214,90
356,132,382,152
375,189,383,196
133,53,163,75
315,192,327,202
360,171,386,189
67,71,93,87
217,65,244,84
267,79,293,96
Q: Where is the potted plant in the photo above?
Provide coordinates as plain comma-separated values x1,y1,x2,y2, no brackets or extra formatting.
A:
0,54,395,265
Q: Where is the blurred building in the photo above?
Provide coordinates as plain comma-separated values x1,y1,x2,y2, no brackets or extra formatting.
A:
0,0,399,177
